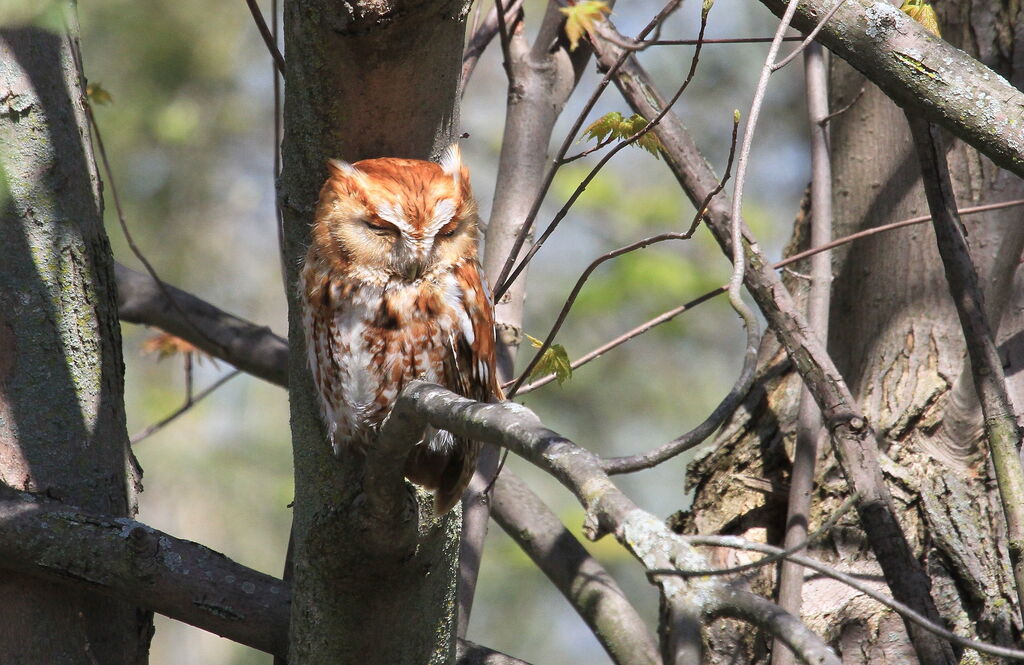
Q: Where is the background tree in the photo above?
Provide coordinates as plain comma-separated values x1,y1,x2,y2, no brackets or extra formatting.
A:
1,0,1023,663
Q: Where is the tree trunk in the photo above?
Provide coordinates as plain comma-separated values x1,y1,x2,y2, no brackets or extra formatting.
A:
676,1,1024,662
0,7,152,664
279,0,470,662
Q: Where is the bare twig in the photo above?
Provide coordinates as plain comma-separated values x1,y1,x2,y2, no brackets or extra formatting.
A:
493,0,517,86
495,7,707,298
769,0,847,72
131,370,241,444
648,36,800,46
115,263,289,387
773,41,832,665
668,493,858,579
818,84,864,126
491,0,684,299
243,0,285,74
601,117,754,474
509,232,694,397
907,113,1024,620
514,196,1024,393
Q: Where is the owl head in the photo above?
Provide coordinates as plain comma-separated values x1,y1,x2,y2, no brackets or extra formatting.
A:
311,145,479,283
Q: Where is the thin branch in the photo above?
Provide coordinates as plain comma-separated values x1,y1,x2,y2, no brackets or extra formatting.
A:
243,0,285,74
648,36,801,46
668,493,858,579
70,42,230,361
665,535,1024,661
602,118,755,474
818,84,864,126
769,0,847,72
460,0,525,92
496,7,708,298
509,231,694,397
131,370,241,444
493,0,517,86
774,40,832,665
907,113,1024,620
491,0,684,298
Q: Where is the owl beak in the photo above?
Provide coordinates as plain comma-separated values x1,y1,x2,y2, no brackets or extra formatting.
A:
404,260,425,282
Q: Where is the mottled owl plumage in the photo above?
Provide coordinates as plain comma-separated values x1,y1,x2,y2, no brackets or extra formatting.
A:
300,145,500,514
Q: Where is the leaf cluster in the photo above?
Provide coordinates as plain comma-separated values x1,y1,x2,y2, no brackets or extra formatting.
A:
582,111,663,158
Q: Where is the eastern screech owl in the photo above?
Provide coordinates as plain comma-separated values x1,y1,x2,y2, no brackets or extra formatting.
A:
300,145,500,514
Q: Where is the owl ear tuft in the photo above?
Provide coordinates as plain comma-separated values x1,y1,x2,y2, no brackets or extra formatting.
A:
326,158,363,178
438,143,470,190
325,159,368,193
439,143,462,181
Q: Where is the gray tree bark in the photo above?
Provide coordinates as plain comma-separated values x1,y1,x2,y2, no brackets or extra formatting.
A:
278,0,471,662
0,6,152,664
678,0,1024,662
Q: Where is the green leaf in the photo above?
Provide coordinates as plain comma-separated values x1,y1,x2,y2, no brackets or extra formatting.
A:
525,334,573,386
86,82,114,106
899,0,941,37
581,111,663,158
559,0,611,52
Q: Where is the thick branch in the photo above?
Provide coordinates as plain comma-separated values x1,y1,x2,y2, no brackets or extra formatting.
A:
115,263,288,388
591,20,956,665
0,490,533,664
0,491,289,656
757,0,1024,180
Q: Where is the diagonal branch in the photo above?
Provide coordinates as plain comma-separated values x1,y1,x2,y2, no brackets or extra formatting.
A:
491,472,660,665
907,114,1024,619
590,20,957,665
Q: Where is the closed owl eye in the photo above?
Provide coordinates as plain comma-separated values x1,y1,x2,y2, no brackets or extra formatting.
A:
363,218,398,237
438,219,459,238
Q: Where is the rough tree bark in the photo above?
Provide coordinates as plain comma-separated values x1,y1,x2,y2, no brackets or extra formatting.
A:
0,7,152,665
278,0,471,662
678,0,1024,662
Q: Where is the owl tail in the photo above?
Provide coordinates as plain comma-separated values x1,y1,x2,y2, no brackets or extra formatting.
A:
404,439,479,515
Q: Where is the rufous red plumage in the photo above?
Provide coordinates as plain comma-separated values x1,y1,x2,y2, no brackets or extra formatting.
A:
299,145,500,514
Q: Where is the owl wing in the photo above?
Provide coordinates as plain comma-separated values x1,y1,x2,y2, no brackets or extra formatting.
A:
405,259,501,514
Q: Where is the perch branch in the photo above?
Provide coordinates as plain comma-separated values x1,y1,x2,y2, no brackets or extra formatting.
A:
389,382,841,665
